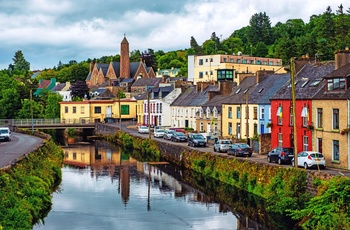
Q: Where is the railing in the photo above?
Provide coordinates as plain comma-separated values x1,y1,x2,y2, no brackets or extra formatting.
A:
0,118,96,127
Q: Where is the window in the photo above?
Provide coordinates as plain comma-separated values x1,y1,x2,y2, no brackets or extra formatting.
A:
199,109,203,118
121,105,129,115
94,106,101,114
254,123,257,135
65,106,68,113
81,106,85,114
327,78,345,91
199,72,203,78
200,122,204,132
303,136,308,151
228,107,232,118
73,106,76,114
332,109,339,130
333,140,339,161
213,108,217,118
236,107,241,119
206,107,210,118
199,59,203,65
228,122,232,135
289,106,293,126
217,69,233,81
260,107,264,119
317,108,323,128
278,133,283,147
253,107,257,119
160,103,162,113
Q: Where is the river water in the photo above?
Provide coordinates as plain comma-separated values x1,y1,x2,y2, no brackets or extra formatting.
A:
33,140,292,230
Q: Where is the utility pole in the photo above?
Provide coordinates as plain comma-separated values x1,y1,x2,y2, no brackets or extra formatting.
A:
291,58,298,168
147,89,151,139
245,92,249,139
118,90,122,132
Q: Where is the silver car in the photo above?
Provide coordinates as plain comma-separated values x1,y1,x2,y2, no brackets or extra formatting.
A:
213,139,232,153
292,151,326,169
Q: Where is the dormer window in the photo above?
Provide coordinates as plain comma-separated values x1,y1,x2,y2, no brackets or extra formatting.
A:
213,107,218,118
206,107,211,118
327,78,345,91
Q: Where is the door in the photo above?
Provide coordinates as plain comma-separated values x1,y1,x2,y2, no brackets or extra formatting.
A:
317,138,323,153
106,106,112,118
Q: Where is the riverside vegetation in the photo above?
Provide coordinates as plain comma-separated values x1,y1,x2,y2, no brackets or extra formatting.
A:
105,131,350,230
0,136,64,230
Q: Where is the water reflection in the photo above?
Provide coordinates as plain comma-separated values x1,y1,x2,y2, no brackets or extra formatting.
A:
34,140,294,230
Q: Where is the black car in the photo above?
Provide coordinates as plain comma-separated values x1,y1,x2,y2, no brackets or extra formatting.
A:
188,133,207,147
171,132,188,142
267,147,294,165
227,143,253,157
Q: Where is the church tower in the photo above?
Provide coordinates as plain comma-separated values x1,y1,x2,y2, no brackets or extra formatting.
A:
120,35,130,79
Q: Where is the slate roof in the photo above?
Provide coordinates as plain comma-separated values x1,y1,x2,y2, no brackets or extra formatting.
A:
171,85,218,107
98,63,109,76
86,72,92,81
249,73,290,104
130,62,141,77
224,76,258,105
132,77,162,87
133,86,175,100
52,83,66,92
121,78,134,83
111,62,120,77
313,62,350,100
271,62,335,100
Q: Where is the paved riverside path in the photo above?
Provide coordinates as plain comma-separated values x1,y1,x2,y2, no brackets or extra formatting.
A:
0,132,44,168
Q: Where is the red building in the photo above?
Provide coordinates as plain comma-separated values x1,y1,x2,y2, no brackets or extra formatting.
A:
270,60,335,153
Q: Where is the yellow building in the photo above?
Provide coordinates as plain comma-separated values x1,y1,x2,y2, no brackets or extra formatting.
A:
188,54,284,85
312,100,348,169
60,99,137,123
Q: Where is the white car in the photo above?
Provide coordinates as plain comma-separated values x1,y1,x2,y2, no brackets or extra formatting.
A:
154,129,165,138
138,126,149,134
292,151,326,169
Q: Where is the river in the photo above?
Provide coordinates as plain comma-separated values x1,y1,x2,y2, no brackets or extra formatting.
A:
33,140,293,230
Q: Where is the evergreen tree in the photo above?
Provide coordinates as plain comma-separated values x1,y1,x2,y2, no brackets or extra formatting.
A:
248,12,273,45
190,36,203,54
12,50,30,72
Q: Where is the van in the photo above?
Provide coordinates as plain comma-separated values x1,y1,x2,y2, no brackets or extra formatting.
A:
0,127,11,142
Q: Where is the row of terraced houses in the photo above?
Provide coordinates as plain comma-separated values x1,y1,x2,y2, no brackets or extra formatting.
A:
54,37,350,170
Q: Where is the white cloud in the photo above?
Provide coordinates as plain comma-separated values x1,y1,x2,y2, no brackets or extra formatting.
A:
0,0,346,70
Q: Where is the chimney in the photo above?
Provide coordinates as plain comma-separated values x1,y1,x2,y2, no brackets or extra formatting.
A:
256,70,274,83
218,81,233,95
334,48,350,70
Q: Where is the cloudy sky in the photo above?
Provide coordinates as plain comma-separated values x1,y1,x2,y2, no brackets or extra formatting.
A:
0,0,346,70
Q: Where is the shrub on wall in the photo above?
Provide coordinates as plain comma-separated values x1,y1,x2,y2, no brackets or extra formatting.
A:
0,140,64,229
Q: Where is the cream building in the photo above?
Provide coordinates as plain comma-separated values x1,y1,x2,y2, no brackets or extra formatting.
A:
188,54,284,85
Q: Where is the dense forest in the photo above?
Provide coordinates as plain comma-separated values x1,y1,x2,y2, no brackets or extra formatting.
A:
1,4,350,119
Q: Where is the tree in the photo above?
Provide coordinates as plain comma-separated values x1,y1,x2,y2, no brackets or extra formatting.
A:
70,80,90,100
254,42,268,57
44,93,63,118
0,88,21,118
190,36,203,54
12,50,30,72
141,49,158,72
17,99,44,119
248,12,273,45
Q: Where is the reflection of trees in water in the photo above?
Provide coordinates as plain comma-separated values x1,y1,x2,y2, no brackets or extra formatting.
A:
156,163,298,230
187,170,299,230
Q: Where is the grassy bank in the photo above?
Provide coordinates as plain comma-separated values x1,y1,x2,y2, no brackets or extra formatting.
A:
0,139,64,230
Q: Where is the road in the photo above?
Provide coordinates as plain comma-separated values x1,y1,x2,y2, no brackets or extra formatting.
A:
0,132,44,168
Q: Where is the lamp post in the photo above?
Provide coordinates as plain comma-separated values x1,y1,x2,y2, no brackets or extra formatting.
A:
30,89,34,134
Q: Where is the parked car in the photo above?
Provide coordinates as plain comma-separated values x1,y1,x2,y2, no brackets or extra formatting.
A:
154,129,165,138
267,147,294,165
227,143,252,157
138,126,149,134
291,151,326,169
0,127,11,142
171,132,188,142
188,133,207,147
163,130,176,140
213,139,232,153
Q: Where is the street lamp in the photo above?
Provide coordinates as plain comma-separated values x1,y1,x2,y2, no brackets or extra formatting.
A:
30,89,34,134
